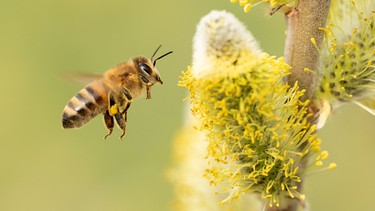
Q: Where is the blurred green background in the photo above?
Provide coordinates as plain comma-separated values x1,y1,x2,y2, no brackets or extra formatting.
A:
1,0,375,210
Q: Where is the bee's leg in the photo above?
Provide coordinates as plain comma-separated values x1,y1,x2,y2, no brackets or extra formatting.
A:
115,102,131,140
146,84,151,99
103,110,114,139
114,114,125,140
122,88,133,101
139,75,152,99
108,92,119,116
123,102,131,122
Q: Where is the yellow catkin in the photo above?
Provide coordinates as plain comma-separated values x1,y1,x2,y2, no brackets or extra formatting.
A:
179,10,332,208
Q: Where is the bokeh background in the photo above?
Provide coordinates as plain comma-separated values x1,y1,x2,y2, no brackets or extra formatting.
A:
1,0,375,210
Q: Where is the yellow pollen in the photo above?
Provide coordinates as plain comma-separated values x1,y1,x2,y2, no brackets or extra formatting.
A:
320,151,329,160
328,163,337,169
239,0,248,6
109,104,119,116
244,3,252,13
311,38,316,45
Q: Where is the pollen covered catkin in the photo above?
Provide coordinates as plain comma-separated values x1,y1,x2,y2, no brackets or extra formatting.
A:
179,10,332,207
316,0,375,117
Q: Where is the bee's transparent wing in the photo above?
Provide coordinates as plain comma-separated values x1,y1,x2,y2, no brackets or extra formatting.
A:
59,72,104,86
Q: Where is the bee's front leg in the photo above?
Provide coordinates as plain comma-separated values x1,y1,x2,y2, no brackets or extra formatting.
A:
139,75,152,99
146,84,151,99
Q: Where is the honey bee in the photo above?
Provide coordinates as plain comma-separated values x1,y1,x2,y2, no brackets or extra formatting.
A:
62,45,173,139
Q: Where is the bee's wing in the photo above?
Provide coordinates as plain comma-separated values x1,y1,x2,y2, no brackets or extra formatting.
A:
355,98,375,115
60,72,104,86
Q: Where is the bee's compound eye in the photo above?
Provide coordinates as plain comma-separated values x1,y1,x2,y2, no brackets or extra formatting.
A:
139,63,152,75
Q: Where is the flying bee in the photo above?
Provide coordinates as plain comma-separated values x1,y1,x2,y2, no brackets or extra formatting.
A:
62,45,173,139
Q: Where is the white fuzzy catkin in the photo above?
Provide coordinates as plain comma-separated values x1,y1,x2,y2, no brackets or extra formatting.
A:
192,10,262,78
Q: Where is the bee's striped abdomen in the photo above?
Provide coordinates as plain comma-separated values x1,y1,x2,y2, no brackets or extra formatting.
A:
62,82,109,129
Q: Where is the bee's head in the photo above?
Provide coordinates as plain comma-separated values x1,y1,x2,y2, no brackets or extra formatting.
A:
135,45,173,86
135,57,163,85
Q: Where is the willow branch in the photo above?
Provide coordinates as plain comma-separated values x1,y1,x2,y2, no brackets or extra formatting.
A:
284,0,331,101
265,1,331,211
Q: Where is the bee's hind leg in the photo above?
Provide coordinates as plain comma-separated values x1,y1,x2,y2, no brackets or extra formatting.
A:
108,92,119,116
103,110,114,139
115,102,131,140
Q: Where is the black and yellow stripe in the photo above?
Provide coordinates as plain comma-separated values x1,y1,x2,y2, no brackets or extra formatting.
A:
62,82,109,129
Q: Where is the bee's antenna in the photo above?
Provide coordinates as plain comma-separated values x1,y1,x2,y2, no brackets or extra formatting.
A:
153,51,173,66
151,45,173,66
151,44,162,61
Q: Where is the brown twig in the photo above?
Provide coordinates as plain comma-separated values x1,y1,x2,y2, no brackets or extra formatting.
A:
265,0,331,211
284,0,331,101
